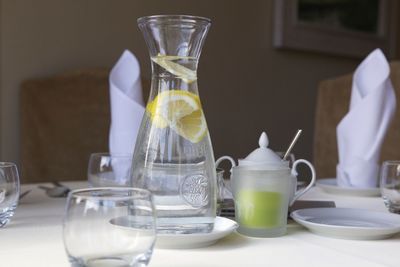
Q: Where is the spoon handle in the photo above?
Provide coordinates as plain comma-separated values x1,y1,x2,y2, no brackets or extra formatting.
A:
282,129,302,161
38,185,51,190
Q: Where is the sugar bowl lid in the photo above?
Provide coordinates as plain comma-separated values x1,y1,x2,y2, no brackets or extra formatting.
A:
238,132,287,168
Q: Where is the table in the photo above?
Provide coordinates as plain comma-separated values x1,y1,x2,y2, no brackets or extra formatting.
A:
1,181,399,267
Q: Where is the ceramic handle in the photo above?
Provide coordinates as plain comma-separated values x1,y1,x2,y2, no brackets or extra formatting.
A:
289,159,316,206
215,156,236,172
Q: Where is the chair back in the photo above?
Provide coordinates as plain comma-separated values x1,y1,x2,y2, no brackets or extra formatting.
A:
20,69,110,183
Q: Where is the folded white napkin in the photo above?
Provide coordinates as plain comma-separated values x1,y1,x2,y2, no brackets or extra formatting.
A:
108,50,145,184
109,50,145,155
336,49,396,188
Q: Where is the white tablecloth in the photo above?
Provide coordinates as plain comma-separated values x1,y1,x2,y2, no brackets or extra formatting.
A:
1,181,399,267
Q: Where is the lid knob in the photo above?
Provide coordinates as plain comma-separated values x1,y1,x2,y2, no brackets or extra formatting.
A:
259,132,268,148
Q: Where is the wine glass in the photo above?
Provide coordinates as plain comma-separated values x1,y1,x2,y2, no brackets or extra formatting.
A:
63,187,156,267
0,162,20,227
380,160,400,213
88,153,133,187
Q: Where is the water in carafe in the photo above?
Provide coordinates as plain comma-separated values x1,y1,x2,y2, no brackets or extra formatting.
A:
131,15,217,234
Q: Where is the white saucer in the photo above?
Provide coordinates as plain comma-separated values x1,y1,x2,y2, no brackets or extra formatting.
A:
156,216,238,249
291,208,400,240
316,178,380,197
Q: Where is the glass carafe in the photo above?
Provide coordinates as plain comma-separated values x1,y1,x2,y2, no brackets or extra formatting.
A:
132,15,216,234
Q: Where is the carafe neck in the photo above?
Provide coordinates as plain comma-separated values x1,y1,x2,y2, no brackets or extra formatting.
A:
138,15,210,94
138,15,210,60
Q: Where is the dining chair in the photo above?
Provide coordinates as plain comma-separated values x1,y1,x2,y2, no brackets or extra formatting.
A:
313,61,400,179
20,69,111,183
20,69,150,183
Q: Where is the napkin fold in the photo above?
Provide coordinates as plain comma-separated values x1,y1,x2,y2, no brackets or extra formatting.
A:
109,50,145,155
336,49,396,188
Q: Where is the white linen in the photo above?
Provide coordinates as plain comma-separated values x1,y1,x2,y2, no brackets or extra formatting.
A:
108,50,145,183
336,49,396,188
3,182,399,267
109,50,145,155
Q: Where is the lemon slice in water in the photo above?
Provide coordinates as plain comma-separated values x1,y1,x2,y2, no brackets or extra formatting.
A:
146,90,207,143
151,54,197,83
172,109,207,143
146,100,168,129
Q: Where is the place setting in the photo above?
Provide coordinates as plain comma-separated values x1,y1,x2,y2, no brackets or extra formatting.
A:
294,48,400,240
316,49,395,199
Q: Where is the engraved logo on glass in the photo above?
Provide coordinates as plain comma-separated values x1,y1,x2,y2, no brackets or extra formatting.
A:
180,174,209,207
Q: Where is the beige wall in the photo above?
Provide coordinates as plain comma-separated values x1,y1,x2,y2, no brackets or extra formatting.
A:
1,0,398,168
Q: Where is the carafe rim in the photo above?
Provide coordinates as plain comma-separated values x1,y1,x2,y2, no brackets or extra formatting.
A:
138,15,211,26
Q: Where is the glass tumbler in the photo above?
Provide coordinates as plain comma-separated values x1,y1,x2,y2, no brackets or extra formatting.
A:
215,156,236,216
63,188,157,267
88,153,133,187
380,161,400,213
216,168,225,215
0,162,20,227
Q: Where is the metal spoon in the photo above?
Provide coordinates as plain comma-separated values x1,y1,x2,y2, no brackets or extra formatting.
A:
52,182,71,196
282,129,302,161
38,183,70,198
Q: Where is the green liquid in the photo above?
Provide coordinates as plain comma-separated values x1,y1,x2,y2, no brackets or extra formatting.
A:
236,190,282,228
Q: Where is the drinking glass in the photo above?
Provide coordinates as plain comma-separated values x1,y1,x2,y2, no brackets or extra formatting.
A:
63,187,157,267
380,161,400,213
88,153,133,187
0,162,20,227
216,168,225,215
215,156,236,216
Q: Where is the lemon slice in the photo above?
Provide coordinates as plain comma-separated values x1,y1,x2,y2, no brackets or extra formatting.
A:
171,109,207,143
146,100,168,128
155,55,196,61
151,54,197,83
152,90,200,121
146,90,207,143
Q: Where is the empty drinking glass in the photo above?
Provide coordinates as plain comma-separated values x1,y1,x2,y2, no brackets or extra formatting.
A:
215,156,236,216
380,160,400,213
216,168,225,215
0,162,20,227
88,153,133,187
63,187,157,267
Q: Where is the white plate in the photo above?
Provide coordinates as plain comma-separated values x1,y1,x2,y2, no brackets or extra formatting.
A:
156,216,238,249
291,208,400,240
316,178,380,197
